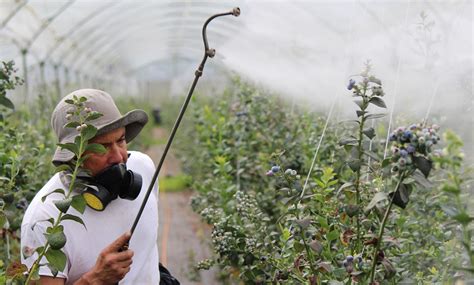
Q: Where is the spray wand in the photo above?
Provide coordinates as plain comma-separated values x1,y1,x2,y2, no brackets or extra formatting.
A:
128,7,240,241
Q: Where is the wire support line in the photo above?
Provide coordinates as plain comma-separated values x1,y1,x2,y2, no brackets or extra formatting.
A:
298,0,356,200
422,78,440,126
383,1,411,159
300,98,336,199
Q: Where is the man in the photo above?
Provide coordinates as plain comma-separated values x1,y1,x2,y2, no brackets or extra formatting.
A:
21,89,160,284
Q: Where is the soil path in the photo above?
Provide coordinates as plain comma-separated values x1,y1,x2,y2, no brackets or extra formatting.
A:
144,127,218,285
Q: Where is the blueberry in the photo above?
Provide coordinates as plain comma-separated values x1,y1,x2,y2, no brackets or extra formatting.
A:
265,170,274,177
346,255,354,262
407,145,415,153
271,166,280,173
347,79,356,90
399,158,407,166
400,149,408,158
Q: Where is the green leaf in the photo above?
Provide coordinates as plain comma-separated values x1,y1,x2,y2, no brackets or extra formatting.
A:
453,212,474,225
45,248,67,272
364,150,379,161
81,125,98,141
294,218,311,229
327,230,339,241
381,258,396,279
79,96,87,102
57,143,79,156
53,198,72,213
368,76,382,85
362,127,376,139
0,212,5,228
365,192,388,212
85,143,106,154
339,137,357,146
0,95,14,109
336,182,354,195
356,110,366,117
55,164,71,173
389,183,412,209
61,214,87,229
46,231,67,250
41,188,66,202
71,195,87,214
369,97,387,108
348,160,361,172
281,227,291,242
318,217,329,229
318,262,333,273
64,99,74,104
441,184,460,195
413,156,432,178
382,158,391,168
309,240,323,254
86,112,103,121
345,204,359,217
293,240,304,252
64,121,80,128
48,264,59,277
364,113,386,120
353,99,364,109
412,170,433,189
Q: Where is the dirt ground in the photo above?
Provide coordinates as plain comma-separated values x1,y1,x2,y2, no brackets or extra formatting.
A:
145,127,219,285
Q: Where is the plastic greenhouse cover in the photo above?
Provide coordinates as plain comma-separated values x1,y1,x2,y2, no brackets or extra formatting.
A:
0,0,471,130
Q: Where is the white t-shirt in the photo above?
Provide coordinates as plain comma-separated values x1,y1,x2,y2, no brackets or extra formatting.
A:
21,151,160,285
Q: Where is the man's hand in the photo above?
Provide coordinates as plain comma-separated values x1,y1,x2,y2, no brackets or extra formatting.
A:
80,231,134,284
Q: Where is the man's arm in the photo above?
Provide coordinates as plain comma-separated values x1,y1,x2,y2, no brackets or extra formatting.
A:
31,232,133,285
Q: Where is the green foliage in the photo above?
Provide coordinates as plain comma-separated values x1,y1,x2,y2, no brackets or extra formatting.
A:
434,131,474,274
0,61,23,110
177,73,468,284
22,95,105,282
159,174,192,192
0,61,57,282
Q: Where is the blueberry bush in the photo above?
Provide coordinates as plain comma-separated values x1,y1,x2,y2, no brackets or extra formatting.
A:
0,61,59,283
178,69,472,284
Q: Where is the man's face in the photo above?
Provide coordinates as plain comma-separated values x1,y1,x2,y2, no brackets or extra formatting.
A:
83,127,128,176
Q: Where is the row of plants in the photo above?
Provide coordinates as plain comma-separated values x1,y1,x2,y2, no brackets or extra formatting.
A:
177,66,473,284
0,61,61,283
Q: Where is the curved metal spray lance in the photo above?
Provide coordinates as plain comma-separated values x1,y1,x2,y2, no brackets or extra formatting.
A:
128,7,240,240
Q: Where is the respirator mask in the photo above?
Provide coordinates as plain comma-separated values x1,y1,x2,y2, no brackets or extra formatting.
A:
82,163,142,211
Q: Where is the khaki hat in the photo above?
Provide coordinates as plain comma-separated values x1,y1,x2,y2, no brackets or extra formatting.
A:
51,89,148,165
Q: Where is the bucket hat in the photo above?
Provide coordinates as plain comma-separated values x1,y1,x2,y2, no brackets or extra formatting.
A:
51,89,148,165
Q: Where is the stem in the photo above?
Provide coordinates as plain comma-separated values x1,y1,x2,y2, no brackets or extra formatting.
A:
25,133,86,283
353,86,368,254
295,209,317,277
369,172,405,283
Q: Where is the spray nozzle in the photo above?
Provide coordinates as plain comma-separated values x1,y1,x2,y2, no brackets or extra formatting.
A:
206,48,216,58
232,7,241,17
